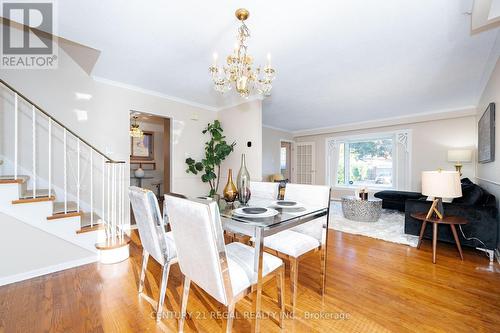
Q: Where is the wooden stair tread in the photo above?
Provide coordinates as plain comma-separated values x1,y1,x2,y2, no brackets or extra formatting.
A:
47,211,83,220
0,175,30,184
12,196,55,204
52,201,78,214
80,212,104,228
95,235,131,250
19,189,55,199
77,223,104,234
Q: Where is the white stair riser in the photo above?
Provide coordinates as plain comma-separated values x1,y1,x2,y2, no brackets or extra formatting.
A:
0,183,22,202
0,183,98,253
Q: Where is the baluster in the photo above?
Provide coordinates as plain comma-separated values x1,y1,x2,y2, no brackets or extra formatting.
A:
14,93,18,180
111,163,116,242
118,163,122,241
48,118,52,198
90,149,93,228
102,156,105,230
107,162,111,239
118,163,121,240
32,105,36,198
121,163,125,241
64,128,67,214
77,139,80,212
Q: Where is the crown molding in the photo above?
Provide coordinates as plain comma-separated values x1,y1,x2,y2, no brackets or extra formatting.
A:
262,124,294,133
92,76,219,112
215,95,264,111
92,75,267,113
292,106,477,137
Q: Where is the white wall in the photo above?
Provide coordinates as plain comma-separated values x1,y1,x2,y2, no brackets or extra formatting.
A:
262,126,294,181
476,57,500,252
217,100,263,191
0,212,95,286
295,115,477,198
0,25,218,204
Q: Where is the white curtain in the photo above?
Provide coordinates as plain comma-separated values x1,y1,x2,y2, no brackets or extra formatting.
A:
326,140,340,188
394,130,412,191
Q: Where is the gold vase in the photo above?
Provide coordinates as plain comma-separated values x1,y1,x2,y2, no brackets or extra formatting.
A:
223,169,238,203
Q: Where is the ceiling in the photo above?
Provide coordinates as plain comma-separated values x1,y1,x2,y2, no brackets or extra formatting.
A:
19,1,500,130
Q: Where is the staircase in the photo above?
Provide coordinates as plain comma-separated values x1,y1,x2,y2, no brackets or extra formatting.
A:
0,79,129,264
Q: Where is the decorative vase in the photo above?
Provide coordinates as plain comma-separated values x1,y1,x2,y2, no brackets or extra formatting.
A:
237,154,251,204
223,169,238,203
134,167,145,178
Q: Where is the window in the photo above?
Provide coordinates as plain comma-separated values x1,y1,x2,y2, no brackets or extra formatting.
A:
280,141,292,180
280,147,287,171
335,137,394,188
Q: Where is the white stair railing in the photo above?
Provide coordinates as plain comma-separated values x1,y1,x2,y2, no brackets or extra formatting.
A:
1,79,127,245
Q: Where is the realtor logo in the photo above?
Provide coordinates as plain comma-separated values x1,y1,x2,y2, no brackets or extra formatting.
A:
1,1,57,69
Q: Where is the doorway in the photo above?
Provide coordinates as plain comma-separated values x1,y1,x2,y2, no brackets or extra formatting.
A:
295,141,315,184
129,111,171,218
280,141,292,181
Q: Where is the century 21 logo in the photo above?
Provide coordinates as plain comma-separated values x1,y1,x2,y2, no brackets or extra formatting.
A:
2,2,53,54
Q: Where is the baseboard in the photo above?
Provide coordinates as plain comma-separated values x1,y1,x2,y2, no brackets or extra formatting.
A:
0,255,98,287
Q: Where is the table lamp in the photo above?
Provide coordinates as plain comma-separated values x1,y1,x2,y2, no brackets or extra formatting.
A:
447,150,472,176
421,170,462,219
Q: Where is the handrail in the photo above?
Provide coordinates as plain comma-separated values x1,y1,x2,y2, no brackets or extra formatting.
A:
0,78,116,162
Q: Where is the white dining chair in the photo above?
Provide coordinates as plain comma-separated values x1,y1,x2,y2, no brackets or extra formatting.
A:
164,195,286,332
223,182,278,244
129,186,178,322
250,181,279,201
262,183,331,315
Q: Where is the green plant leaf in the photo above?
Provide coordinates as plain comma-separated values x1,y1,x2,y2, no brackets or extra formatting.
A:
195,162,204,171
185,120,236,193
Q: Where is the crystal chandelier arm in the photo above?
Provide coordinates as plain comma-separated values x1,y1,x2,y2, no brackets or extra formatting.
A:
208,9,275,97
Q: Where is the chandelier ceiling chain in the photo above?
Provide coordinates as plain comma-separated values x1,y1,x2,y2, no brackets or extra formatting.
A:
209,8,276,98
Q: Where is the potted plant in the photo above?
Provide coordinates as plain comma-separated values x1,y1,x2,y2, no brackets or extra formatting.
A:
185,120,236,198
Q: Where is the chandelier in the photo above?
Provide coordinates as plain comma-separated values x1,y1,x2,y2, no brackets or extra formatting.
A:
209,8,276,98
129,116,143,138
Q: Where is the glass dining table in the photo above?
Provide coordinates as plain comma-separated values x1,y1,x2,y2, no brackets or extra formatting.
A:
218,197,329,333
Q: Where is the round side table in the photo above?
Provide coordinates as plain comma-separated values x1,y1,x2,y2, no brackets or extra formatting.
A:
341,196,382,222
411,212,468,264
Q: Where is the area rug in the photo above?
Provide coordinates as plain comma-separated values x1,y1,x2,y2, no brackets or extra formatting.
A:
329,201,419,247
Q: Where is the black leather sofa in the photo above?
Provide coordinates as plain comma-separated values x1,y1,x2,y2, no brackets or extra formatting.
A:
376,179,499,250
374,190,424,211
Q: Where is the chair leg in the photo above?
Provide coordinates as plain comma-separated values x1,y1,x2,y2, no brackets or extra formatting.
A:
276,265,285,328
226,302,236,333
138,250,149,294
179,276,191,333
156,262,171,323
319,245,327,296
290,258,299,317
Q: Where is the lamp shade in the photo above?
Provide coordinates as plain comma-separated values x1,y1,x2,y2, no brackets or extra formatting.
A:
421,171,462,198
447,149,472,163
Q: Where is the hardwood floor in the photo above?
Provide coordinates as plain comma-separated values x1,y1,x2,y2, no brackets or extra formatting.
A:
1,231,499,333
